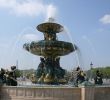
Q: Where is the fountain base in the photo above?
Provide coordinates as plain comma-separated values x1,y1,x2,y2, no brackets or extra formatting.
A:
0,86,94,100
1,85,110,100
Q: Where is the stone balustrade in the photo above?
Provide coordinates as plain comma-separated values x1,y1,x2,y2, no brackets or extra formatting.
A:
0,86,110,100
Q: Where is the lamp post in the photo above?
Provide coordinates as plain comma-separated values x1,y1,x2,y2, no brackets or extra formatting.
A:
90,62,93,81
90,62,93,70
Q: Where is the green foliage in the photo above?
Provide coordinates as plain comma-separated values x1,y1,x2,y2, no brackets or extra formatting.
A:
15,69,21,77
89,66,110,78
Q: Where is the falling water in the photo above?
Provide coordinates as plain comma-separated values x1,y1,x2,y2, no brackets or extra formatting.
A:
82,35,96,62
10,27,34,58
10,27,43,70
62,26,81,69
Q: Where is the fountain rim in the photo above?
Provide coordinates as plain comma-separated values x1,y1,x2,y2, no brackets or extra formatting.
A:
36,22,64,33
23,40,76,57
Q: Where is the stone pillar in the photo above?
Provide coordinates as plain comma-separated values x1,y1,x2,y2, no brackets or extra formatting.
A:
81,87,94,100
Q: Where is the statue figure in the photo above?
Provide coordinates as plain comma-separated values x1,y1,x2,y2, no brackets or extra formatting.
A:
38,73,45,84
94,70,103,85
36,57,45,79
43,58,54,83
77,71,86,83
75,67,86,86
0,68,6,85
30,74,37,84
5,66,17,86
54,57,65,79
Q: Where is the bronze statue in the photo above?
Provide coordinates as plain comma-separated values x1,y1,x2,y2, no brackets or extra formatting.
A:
0,68,6,85
94,70,103,85
2,66,18,86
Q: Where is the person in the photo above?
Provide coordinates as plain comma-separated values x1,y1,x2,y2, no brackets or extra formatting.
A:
94,70,103,85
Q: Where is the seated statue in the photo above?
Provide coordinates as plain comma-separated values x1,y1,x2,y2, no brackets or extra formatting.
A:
94,70,103,85
77,71,86,83
75,67,86,86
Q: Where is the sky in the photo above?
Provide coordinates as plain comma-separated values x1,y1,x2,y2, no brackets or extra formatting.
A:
0,0,110,70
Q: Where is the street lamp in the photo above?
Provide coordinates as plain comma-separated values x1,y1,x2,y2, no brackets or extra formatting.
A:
90,62,93,81
90,62,93,70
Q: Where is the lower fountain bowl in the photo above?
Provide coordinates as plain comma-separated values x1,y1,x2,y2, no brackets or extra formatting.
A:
23,40,77,57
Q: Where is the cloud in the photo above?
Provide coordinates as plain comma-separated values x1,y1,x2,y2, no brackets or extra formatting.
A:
0,0,57,18
99,14,110,24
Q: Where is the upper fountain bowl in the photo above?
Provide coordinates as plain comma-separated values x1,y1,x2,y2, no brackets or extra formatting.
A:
37,17,63,33
37,23,63,33
37,18,63,34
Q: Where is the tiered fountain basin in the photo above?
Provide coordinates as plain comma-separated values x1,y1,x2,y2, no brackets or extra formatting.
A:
23,40,76,56
23,18,77,84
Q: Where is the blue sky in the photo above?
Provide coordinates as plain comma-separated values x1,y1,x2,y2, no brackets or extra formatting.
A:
0,0,110,70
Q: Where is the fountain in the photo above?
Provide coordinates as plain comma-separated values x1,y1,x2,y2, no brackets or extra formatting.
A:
23,18,77,84
1,18,110,100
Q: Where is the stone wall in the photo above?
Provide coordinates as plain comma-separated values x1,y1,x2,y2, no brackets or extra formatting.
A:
94,87,110,100
0,86,82,100
1,86,110,100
